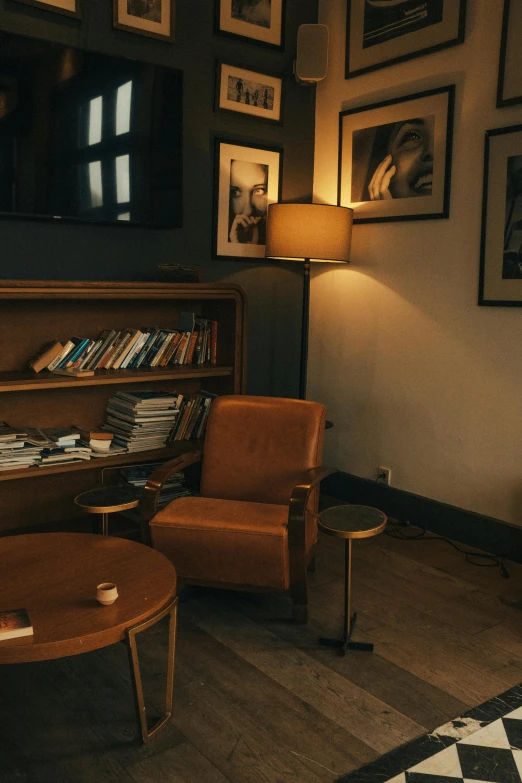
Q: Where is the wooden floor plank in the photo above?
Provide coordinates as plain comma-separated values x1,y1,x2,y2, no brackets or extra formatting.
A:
128,741,229,783
317,566,522,678
176,617,376,780
183,594,425,755
220,587,471,730
0,660,134,783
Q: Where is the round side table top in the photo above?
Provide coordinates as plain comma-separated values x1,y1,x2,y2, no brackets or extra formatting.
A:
0,533,176,664
74,485,142,514
319,504,387,539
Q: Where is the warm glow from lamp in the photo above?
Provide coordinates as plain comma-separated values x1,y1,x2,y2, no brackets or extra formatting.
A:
265,203,353,262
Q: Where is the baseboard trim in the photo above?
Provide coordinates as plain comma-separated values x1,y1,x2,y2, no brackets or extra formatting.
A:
322,471,522,563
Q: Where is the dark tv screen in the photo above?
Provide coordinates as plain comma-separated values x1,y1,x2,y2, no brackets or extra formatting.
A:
0,31,183,227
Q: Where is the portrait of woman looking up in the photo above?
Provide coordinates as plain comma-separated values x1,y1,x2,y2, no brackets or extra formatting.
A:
229,160,268,244
358,115,435,201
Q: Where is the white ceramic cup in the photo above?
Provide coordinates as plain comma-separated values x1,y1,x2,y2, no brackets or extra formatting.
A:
96,582,119,606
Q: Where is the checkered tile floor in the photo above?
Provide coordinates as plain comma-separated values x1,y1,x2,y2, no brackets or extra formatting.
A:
335,685,522,783
388,708,522,782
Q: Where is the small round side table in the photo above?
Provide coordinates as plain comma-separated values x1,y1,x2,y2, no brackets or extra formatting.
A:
318,504,387,655
74,485,143,536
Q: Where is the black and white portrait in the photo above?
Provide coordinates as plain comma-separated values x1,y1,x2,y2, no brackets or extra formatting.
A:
351,115,434,202
503,154,522,279
231,0,271,29
339,85,453,223
127,0,162,20
214,140,281,260
363,0,443,48
228,159,268,245
227,76,274,110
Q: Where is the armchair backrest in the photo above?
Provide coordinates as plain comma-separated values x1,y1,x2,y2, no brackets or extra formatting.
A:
200,395,326,505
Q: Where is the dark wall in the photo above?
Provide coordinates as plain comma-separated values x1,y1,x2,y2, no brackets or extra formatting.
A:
0,0,318,396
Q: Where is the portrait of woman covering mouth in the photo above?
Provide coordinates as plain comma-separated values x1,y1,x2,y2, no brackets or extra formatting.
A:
352,115,435,202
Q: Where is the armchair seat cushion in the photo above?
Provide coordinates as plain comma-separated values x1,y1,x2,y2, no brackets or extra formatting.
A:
150,496,290,590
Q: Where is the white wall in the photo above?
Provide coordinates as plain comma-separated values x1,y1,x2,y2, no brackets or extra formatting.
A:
310,0,522,525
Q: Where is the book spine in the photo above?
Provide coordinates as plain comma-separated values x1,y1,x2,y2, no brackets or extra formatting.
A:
47,340,75,371
210,321,218,365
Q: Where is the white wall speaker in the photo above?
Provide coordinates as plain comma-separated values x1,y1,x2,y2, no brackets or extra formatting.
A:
295,24,329,84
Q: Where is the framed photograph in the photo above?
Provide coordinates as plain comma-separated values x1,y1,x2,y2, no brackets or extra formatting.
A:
113,0,174,42
345,0,467,79
338,85,455,224
213,139,282,260
13,0,80,18
479,124,522,306
216,62,283,124
216,0,285,50
497,0,522,107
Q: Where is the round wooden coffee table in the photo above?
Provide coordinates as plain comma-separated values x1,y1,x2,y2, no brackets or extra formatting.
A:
0,533,177,743
318,504,387,655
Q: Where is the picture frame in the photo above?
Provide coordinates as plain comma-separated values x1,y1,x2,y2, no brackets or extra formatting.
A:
13,0,81,18
345,0,467,79
213,138,282,261
478,124,522,307
113,0,174,42
215,62,283,125
496,0,522,108
338,85,455,224
215,0,285,50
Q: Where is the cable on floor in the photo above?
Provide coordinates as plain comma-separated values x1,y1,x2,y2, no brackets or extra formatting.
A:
384,517,510,579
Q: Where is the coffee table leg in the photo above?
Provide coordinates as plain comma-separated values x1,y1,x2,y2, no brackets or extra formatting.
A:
101,513,109,536
125,596,178,744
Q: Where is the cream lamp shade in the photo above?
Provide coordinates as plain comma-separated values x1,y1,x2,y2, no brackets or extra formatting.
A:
265,203,353,262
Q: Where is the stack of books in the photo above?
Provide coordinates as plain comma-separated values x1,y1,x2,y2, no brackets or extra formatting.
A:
74,426,127,459
39,428,92,465
28,313,218,376
102,391,182,453
119,463,193,508
0,423,41,471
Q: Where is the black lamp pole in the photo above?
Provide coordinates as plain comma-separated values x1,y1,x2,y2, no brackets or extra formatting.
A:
299,259,311,400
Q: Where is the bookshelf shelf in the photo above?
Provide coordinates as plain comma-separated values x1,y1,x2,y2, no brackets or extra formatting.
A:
0,440,203,482
0,280,247,534
0,366,234,393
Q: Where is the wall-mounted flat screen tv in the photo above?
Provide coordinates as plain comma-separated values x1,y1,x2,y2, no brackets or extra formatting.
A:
0,31,183,227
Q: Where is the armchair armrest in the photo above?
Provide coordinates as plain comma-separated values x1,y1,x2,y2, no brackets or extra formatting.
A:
141,450,202,526
289,465,338,521
287,465,338,547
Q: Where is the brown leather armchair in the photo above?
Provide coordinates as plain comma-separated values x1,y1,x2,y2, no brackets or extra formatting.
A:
140,395,336,622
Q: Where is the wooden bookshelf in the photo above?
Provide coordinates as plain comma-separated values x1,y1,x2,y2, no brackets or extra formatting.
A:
0,281,247,534
0,366,234,392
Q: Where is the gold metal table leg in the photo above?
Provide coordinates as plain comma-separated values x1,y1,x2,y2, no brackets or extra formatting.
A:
101,512,109,536
125,595,178,744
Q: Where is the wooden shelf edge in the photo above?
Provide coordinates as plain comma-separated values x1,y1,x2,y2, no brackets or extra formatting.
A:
0,440,203,482
0,366,233,392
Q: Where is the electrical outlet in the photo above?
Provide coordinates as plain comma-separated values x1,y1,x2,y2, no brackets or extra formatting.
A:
377,466,391,485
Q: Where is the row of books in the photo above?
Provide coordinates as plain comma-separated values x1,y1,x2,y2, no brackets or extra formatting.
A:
28,313,218,376
119,463,193,508
101,389,216,450
0,388,216,473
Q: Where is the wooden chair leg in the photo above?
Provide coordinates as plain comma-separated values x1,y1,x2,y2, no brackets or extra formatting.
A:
291,575,309,624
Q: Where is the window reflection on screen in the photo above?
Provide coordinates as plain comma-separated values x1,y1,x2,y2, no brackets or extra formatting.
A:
116,81,132,136
88,96,103,146
88,161,103,208
116,155,130,204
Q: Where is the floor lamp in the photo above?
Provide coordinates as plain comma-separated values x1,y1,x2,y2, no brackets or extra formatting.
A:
265,203,353,399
